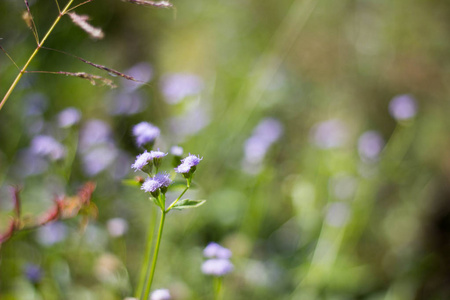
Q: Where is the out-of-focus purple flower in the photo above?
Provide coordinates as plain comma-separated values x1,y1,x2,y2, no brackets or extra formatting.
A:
141,172,172,193
253,118,284,144
389,94,417,121
131,151,152,172
122,62,153,92
108,91,147,116
201,259,234,276
150,289,171,300
170,146,183,156
169,105,211,138
82,144,118,176
107,218,129,237
79,120,112,150
311,119,348,149
243,136,270,164
132,122,160,147
358,131,384,162
24,264,43,284
161,73,204,104
325,202,351,228
57,107,81,128
30,135,66,161
242,118,283,174
203,242,232,259
175,154,202,173
36,221,67,246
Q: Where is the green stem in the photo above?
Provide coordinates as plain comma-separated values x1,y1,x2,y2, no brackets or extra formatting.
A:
166,185,189,212
0,0,76,112
143,209,166,300
135,205,157,299
214,277,223,300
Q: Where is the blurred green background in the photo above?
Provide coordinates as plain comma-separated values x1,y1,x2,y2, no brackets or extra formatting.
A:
1,0,450,299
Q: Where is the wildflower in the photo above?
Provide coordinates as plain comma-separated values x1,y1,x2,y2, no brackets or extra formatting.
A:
150,289,171,300
141,172,172,194
30,135,66,161
175,154,202,174
201,259,234,277
169,104,211,138
79,119,112,150
203,242,232,259
24,264,43,284
310,119,348,149
389,94,417,121
170,145,183,157
241,118,283,174
122,62,153,91
131,151,153,172
252,118,283,144
57,107,81,128
150,150,168,169
107,218,129,237
109,91,146,116
133,122,160,147
82,145,118,176
160,73,204,104
36,221,67,246
358,131,384,162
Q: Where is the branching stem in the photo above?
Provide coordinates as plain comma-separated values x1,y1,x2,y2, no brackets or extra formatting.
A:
0,0,76,112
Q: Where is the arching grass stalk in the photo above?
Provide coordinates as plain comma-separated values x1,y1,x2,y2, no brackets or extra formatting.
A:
0,0,76,112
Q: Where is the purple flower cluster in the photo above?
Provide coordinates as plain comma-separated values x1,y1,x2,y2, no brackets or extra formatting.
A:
133,122,160,147
242,118,283,174
57,107,81,128
170,146,183,157
358,131,385,162
174,154,202,174
203,242,232,259
160,73,204,104
389,94,417,121
201,242,234,277
311,119,348,149
30,135,66,161
131,150,168,172
141,172,172,193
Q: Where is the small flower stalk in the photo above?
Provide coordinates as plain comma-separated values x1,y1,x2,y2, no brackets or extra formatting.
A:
201,243,234,300
130,122,206,300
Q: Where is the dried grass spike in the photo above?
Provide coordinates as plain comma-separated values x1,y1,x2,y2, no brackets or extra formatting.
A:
42,47,148,85
68,12,104,40
23,0,39,43
25,70,117,88
123,0,173,8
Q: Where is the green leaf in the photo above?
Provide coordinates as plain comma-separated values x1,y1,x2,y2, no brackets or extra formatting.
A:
172,199,206,210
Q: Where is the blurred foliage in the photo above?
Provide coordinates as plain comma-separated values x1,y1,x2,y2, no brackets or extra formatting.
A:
1,0,450,299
